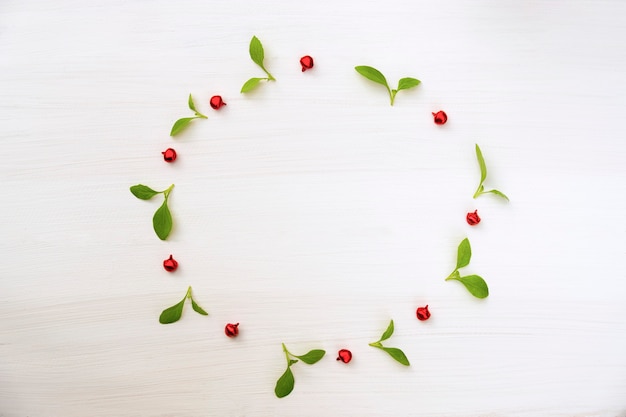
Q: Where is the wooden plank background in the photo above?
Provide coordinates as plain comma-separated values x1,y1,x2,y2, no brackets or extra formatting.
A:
1,1,625,416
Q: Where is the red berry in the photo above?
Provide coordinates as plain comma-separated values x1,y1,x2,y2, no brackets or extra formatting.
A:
162,148,177,163
210,95,226,110
416,305,431,321
300,55,314,72
466,210,481,226
163,254,178,272
432,110,448,125
225,323,239,337
336,349,352,363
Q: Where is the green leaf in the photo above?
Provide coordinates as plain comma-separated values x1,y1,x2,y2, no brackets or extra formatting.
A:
274,367,295,398
288,359,299,366
249,36,265,68
449,274,489,299
355,66,389,89
295,349,325,365
486,189,510,201
475,144,487,184
380,319,394,341
187,93,197,112
191,298,208,316
170,117,196,136
381,347,410,366
241,77,265,93
153,200,172,240
159,296,186,324
396,77,421,91
130,184,159,200
456,238,472,269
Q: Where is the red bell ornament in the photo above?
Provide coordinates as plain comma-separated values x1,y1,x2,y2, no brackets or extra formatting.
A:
416,305,431,321
163,255,178,272
225,323,239,337
300,55,314,72
162,148,177,163
432,110,448,125
466,210,481,226
210,95,226,110
336,349,352,363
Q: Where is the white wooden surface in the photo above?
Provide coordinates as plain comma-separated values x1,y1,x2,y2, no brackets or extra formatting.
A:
1,1,625,416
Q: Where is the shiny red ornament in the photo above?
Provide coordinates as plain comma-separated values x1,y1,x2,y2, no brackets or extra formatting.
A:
300,55,314,72
210,95,226,110
163,254,178,272
225,323,239,337
162,148,177,163
416,305,431,321
466,210,481,226
336,349,352,363
432,110,448,125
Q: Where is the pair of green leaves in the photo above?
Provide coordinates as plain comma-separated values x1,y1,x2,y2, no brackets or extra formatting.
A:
355,66,420,106
241,36,276,93
274,343,325,398
159,286,208,324
445,238,489,298
130,184,174,240
170,94,207,136
473,144,509,201
368,319,410,366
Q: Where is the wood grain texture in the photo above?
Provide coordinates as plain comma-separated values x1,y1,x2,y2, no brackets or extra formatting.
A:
1,0,625,416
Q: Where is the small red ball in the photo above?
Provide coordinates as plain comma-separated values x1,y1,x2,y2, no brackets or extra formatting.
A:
225,323,239,337
162,148,177,163
300,55,314,72
163,255,178,272
416,305,431,321
432,110,448,125
336,349,352,363
466,210,481,226
210,95,226,110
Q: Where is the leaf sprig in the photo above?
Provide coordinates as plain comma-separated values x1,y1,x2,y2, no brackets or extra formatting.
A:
445,238,489,298
368,319,410,366
241,36,276,93
355,66,420,106
170,94,207,136
159,286,208,324
130,184,174,240
473,144,509,201
274,343,325,398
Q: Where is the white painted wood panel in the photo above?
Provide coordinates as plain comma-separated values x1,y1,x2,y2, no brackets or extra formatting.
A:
1,1,625,416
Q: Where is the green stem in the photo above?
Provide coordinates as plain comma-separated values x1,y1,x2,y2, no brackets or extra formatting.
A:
195,112,208,119
369,341,383,348
263,67,275,81
281,343,291,365
162,184,175,199
445,269,460,281
390,89,397,106
185,286,192,299
473,183,483,199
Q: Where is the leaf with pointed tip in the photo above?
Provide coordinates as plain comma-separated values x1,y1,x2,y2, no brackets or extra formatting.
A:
130,184,159,200
381,347,410,366
456,238,472,269
475,144,487,184
486,189,510,201
397,77,421,91
288,359,298,366
295,349,325,365
355,66,389,89
274,367,295,398
191,298,208,316
170,117,196,136
249,36,265,68
153,200,172,240
241,77,264,93
380,319,394,341
448,274,489,298
159,296,186,324
187,93,197,112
